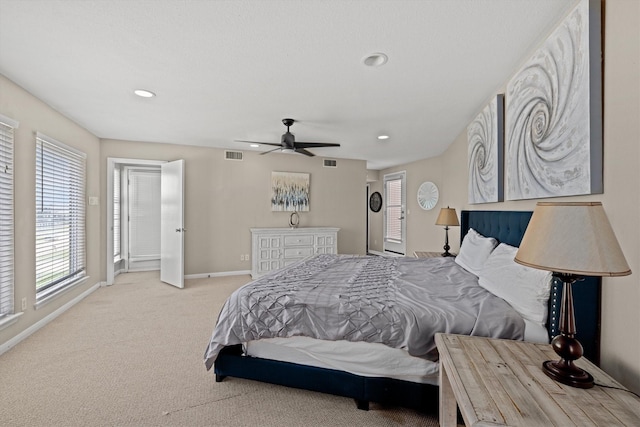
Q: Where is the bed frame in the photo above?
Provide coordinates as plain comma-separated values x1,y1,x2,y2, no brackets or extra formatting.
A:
214,210,601,412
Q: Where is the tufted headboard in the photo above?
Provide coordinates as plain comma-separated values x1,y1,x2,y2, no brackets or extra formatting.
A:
460,210,601,364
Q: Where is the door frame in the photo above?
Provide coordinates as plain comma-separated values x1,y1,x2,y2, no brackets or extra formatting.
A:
106,157,167,286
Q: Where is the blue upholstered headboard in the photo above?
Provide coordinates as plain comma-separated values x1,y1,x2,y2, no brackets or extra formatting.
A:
461,210,601,364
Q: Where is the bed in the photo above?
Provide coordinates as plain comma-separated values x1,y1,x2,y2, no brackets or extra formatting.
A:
205,210,601,412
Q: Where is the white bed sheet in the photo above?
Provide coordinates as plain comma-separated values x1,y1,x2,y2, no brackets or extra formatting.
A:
245,319,549,386
245,336,440,385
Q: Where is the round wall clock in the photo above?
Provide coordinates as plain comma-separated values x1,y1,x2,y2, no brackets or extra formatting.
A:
417,181,439,210
369,191,382,212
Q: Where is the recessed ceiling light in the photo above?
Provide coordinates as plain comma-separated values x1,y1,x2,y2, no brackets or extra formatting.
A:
134,89,156,98
363,53,388,67
377,135,390,140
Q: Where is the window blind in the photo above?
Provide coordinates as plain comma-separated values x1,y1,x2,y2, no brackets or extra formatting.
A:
385,178,402,242
113,166,121,259
35,133,86,297
0,114,17,318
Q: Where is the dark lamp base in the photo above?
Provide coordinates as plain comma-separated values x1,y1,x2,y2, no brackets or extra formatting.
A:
441,252,454,257
543,360,594,389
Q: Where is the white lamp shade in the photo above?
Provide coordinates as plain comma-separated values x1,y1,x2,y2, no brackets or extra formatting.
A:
515,202,631,277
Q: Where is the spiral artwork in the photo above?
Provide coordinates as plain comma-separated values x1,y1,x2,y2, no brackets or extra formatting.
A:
468,95,503,204
505,0,601,200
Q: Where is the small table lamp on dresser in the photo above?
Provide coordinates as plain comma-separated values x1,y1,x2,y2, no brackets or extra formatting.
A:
435,207,459,257
515,202,631,389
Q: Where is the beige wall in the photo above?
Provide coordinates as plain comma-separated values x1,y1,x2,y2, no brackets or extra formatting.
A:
0,75,102,346
99,140,367,278
374,0,640,393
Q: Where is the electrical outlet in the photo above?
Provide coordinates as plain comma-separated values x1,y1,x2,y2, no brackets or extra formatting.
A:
21,297,27,310
240,254,244,261
244,254,249,261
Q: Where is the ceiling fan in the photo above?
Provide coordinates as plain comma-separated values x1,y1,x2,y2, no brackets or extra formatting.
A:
236,118,340,157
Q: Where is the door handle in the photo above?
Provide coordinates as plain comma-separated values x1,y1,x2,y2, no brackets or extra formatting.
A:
175,228,186,232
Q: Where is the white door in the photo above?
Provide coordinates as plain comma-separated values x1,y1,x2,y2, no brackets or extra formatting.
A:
160,159,185,288
383,171,406,255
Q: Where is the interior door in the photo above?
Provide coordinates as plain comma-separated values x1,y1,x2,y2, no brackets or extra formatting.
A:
383,171,406,255
160,159,185,288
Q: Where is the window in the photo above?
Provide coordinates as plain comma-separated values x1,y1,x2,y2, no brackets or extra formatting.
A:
35,133,86,300
0,114,17,319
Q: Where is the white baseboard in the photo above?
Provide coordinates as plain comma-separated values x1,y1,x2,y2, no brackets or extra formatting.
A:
185,270,251,279
0,282,102,357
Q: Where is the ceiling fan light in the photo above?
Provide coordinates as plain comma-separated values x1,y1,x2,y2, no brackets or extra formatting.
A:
250,144,260,148
378,135,390,140
363,53,388,67
134,89,156,98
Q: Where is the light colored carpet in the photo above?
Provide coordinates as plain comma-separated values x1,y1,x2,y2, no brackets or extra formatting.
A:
0,272,439,426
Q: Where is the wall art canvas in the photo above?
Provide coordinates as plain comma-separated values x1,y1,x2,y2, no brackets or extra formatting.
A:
468,94,504,204
271,171,310,211
505,0,602,201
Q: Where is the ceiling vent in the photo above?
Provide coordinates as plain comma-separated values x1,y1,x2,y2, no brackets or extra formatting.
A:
225,150,243,161
323,159,337,168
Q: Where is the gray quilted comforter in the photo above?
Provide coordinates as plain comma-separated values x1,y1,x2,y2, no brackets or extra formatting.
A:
204,254,524,370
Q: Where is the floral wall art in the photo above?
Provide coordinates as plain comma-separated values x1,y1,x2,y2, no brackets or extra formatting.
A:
468,94,504,204
271,171,310,212
505,0,602,200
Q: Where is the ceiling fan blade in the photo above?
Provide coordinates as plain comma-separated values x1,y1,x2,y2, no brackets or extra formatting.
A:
295,148,316,157
235,140,283,147
294,142,341,148
260,147,283,155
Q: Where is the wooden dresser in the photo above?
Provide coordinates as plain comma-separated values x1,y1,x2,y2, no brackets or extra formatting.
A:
250,227,339,278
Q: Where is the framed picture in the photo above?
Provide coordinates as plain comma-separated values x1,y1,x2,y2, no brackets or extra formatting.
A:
271,171,310,212
468,94,504,204
505,0,602,200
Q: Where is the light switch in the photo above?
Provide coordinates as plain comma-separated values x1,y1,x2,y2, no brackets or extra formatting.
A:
88,196,99,206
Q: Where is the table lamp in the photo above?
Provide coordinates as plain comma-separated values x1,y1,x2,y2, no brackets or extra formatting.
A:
435,207,459,257
514,202,631,388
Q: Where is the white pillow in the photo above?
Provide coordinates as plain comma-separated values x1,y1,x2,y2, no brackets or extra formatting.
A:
478,243,552,326
454,228,498,276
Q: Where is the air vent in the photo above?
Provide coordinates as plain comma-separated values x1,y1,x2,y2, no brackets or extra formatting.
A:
225,150,243,161
323,159,337,168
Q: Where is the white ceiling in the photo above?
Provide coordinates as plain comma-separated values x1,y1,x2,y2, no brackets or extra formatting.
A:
0,0,578,170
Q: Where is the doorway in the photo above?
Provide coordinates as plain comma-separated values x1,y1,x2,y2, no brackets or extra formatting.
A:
106,158,185,287
122,166,161,272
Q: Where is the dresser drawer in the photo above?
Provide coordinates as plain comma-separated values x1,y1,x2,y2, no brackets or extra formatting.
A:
284,246,314,259
283,234,314,246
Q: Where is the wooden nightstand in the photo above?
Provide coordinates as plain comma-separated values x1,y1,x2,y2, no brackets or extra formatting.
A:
414,251,455,258
436,333,640,426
